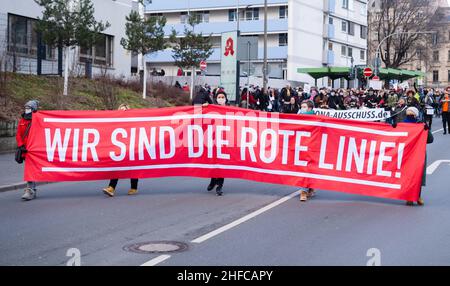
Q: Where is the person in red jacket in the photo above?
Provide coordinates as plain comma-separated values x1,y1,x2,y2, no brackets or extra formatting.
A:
16,100,39,201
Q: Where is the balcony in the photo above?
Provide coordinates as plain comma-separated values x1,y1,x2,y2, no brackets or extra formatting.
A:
324,0,336,14
322,50,335,65
145,0,288,12
146,46,287,63
164,18,288,36
324,24,335,39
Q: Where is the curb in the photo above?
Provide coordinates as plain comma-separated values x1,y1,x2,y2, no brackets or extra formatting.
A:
0,182,51,193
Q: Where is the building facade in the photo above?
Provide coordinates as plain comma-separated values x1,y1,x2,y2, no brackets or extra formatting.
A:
145,0,368,87
367,0,450,88
426,7,450,88
0,0,136,78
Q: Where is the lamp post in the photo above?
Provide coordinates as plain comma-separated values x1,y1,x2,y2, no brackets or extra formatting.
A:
374,31,436,77
263,0,268,94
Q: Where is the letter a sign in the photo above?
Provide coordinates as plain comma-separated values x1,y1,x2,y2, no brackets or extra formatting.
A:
220,31,239,101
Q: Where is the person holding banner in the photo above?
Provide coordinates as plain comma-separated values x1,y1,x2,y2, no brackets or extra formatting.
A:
401,107,433,206
298,100,316,202
16,100,39,201
102,104,139,197
206,91,228,196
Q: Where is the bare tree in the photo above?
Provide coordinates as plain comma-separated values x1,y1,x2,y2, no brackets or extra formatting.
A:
369,0,436,69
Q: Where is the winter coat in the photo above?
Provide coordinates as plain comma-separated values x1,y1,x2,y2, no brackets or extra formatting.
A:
16,114,32,159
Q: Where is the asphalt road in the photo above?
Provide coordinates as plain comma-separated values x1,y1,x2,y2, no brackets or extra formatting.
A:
1,125,449,266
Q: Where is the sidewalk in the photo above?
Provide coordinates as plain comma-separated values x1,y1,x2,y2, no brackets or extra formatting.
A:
0,153,26,192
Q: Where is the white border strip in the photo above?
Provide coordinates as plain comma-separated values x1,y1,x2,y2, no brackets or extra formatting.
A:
191,190,301,244
43,114,408,137
42,163,401,190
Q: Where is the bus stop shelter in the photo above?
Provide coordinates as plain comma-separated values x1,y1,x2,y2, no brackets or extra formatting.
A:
297,67,425,86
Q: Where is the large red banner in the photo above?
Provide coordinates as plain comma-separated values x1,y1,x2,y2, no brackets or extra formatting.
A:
25,105,427,201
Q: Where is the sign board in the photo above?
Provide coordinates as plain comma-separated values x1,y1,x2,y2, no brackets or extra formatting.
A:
399,82,410,89
303,83,311,94
369,80,383,90
199,61,207,71
364,67,373,77
372,75,380,81
220,31,239,101
417,77,423,86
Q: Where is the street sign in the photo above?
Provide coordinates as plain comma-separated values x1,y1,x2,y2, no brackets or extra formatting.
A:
200,61,207,71
363,67,373,78
372,75,380,81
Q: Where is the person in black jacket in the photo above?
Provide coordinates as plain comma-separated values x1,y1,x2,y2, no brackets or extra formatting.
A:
283,97,299,114
192,86,213,106
206,91,228,196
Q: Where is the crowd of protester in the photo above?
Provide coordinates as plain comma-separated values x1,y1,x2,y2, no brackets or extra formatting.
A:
191,82,450,131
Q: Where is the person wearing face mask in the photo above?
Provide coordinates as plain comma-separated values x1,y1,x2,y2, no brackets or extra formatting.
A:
206,92,228,196
396,107,433,206
16,100,39,201
328,89,345,110
297,100,316,201
365,88,378,108
102,104,139,197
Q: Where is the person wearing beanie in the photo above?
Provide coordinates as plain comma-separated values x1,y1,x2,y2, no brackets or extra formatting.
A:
399,106,434,206
16,100,39,201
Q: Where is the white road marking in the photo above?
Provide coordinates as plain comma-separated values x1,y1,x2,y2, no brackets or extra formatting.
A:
432,128,444,134
191,190,301,244
426,160,450,175
140,254,171,266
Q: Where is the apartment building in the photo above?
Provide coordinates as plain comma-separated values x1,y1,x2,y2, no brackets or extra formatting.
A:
145,0,368,87
0,0,136,78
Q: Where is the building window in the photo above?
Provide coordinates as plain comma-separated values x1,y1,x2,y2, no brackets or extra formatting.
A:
180,12,188,24
360,49,365,61
194,11,209,23
148,13,163,20
229,9,237,22
432,33,438,45
244,8,259,21
341,45,346,56
448,70,450,82
328,42,333,51
329,17,333,25
279,6,288,19
448,50,450,61
341,21,347,32
79,34,114,67
433,70,439,82
342,0,349,9
348,22,355,36
433,51,439,62
181,11,209,24
360,26,367,39
279,33,288,46
347,47,353,57
360,2,367,15
7,13,56,59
